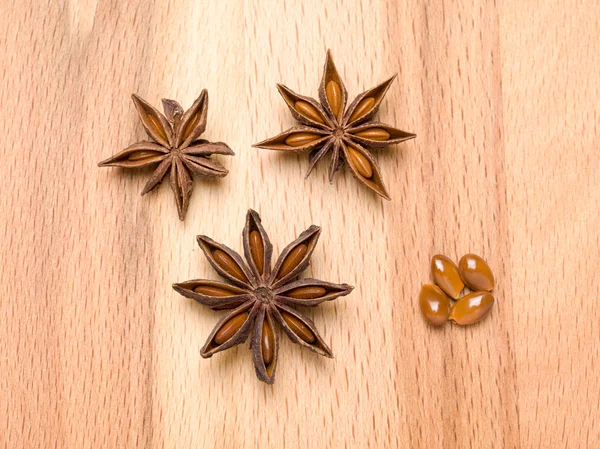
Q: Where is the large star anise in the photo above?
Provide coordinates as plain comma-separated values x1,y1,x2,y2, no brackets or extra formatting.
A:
98,91,234,220
173,209,353,384
254,50,415,199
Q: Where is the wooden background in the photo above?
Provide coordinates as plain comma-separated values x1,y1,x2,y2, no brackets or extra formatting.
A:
1,0,599,448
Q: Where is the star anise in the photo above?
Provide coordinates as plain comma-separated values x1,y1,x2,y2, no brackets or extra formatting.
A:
253,50,415,199
173,209,353,384
98,90,234,220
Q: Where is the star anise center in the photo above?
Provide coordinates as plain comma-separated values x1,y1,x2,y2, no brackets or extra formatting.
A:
333,127,345,139
253,287,275,304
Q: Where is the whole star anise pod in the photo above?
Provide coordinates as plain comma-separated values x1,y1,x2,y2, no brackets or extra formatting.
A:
253,50,415,199
98,90,234,220
173,209,353,384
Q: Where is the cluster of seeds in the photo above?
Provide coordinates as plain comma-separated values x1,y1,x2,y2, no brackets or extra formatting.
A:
420,254,495,326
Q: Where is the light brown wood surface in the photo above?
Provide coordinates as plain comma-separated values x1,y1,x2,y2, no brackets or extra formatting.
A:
1,1,599,448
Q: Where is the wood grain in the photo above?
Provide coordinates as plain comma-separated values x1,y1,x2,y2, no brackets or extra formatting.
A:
1,0,599,448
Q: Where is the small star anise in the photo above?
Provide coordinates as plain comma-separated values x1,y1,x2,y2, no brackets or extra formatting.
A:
254,50,415,199
173,209,353,384
98,90,234,220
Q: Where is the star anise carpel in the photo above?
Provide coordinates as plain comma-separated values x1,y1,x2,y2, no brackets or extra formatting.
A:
173,209,354,384
98,90,234,220
253,50,415,200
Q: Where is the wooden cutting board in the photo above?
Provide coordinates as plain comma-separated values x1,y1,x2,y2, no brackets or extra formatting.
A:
2,1,598,447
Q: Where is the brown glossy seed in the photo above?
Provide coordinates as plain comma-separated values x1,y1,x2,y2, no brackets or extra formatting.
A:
181,111,201,142
348,97,375,122
213,249,248,283
353,128,391,141
326,80,342,120
419,284,451,326
286,286,327,299
346,145,373,179
249,230,265,275
281,311,315,343
194,285,238,297
147,114,169,142
285,132,322,147
214,312,249,344
449,291,494,325
294,101,325,124
458,254,495,291
277,244,308,279
261,319,275,365
128,150,162,161
431,254,464,300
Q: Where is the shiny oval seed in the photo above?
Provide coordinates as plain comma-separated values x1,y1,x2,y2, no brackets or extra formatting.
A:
458,254,495,291
277,244,308,279
326,80,342,120
213,249,248,283
449,291,494,325
285,132,322,147
249,230,265,275
194,285,238,297
128,150,163,161
431,254,464,300
348,97,375,122
181,112,201,142
281,311,315,343
285,286,327,299
294,101,325,124
419,284,451,326
214,312,249,344
147,114,169,143
261,319,275,365
346,145,373,179
353,128,391,141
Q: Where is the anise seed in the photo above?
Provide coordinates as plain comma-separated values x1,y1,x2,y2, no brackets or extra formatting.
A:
346,145,373,178
261,320,275,365
181,112,201,142
419,284,451,326
348,97,375,123
213,249,248,283
285,132,322,147
286,286,327,299
277,244,308,279
449,291,494,325
214,312,249,344
431,254,464,300
249,230,265,275
326,80,342,120
294,101,325,124
147,114,169,142
127,150,162,161
458,254,495,291
353,128,390,141
194,285,237,297
282,311,315,343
